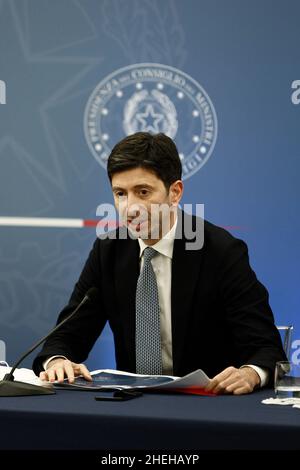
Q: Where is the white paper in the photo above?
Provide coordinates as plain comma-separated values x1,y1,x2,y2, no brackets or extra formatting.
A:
262,397,300,407
0,365,52,388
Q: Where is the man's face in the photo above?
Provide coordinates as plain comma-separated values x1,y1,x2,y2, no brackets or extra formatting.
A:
111,167,182,243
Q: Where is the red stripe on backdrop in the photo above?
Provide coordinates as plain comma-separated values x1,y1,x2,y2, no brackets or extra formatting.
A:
84,219,121,229
83,219,99,227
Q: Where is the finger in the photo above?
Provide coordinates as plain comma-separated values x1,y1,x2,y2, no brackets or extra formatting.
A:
216,366,238,382
205,367,237,391
216,372,242,391
79,364,92,381
205,374,227,391
233,384,252,395
64,361,75,384
73,363,92,381
224,379,245,393
208,373,242,394
210,378,237,394
55,367,66,383
47,368,57,383
225,373,257,394
39,371,47,381
205,379,218,392
206,375,235,393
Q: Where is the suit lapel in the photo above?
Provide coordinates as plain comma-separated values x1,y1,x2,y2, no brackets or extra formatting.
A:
115,236,140,370
171,212,204,375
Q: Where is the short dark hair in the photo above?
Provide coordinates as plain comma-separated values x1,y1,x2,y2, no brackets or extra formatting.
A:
107,132,182,190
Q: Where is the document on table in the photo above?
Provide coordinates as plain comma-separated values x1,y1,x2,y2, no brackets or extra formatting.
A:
54,368,211,394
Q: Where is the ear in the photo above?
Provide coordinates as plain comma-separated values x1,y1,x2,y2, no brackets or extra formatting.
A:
169,180,184,205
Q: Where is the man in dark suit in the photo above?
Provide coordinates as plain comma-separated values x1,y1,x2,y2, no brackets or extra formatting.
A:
33,132,286,394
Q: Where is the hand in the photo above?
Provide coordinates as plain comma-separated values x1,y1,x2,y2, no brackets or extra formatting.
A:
205,366,261,395
39,358,92,384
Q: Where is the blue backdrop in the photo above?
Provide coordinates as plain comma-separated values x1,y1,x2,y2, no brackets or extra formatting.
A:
0,0,299,369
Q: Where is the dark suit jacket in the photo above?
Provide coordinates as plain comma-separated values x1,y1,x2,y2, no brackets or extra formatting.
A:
32,212,286,383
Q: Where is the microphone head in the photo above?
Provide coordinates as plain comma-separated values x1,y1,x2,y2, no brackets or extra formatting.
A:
86,287,100,302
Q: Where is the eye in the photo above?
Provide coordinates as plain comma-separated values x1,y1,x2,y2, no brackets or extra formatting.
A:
115,191,125,197
139,189,149,196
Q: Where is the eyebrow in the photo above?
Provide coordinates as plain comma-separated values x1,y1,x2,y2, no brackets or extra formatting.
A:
112,184,154,191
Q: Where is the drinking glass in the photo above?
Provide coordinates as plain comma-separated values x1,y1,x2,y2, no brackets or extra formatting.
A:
275,361,300,398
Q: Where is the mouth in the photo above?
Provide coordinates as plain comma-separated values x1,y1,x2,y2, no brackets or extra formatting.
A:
127,219,148,231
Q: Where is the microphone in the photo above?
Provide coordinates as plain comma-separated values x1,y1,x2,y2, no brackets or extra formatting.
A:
0,287,99,397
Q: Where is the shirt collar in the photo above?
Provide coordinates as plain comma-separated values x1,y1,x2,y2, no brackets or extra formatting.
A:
138,216,178,260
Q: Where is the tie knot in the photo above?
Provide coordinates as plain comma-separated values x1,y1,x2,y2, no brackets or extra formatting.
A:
143,247,157,263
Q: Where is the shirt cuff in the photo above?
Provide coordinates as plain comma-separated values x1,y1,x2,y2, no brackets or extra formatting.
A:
240,364,269,388
43,355,67,371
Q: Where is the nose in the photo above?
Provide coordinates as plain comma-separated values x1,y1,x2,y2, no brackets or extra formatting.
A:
126,192,139,207
127,204,140,220
126,194,142,217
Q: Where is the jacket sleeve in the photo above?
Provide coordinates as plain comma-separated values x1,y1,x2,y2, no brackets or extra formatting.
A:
32,238,107,375
217,237,287,382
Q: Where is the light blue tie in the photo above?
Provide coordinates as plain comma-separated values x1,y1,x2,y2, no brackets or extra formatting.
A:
135,247,162,375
